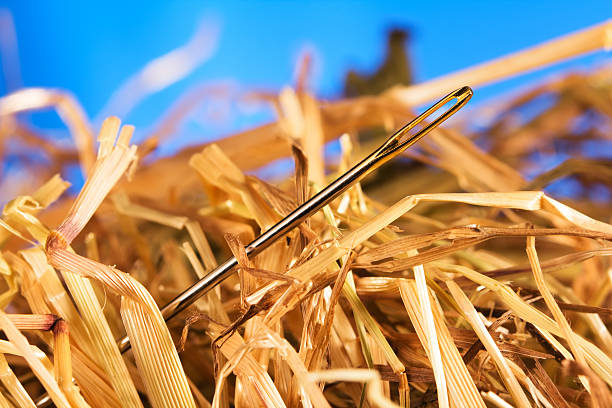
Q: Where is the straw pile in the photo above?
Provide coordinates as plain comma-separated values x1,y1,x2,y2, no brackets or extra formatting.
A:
0,19,611,408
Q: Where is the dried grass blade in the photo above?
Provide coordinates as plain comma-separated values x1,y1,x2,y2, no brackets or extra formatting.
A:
0,354,36,408
121,296,196,408
0,174,69,246
97,20,218,121
205,322,286,408
299,93,325,185
0,88,95,172
54,117,137,243
447,280,531,408
308,369,400,408
342,274,404,374
0,253,17,309
306,253,351,371
523,359,571,408
181,241,229,324
398,280,485,408
0,310,70,408
43,118,159,407
190,144,279,228
31,174,71,208
5,314,58,331
412,266,448,408
49,265,137,406
387,20,612,106
112,192,188,229
12,214,140,406
8,250,122,407
47,245,196,407
53,319,91,407
439,262,612,387
526,236,591,392
184,220,217,270
261,328,329,407
547,276,612,355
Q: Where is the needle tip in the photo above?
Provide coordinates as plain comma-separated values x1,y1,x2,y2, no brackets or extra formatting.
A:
454,86,473,101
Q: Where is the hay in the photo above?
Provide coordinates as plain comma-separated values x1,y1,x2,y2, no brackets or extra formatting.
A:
0,18,611,407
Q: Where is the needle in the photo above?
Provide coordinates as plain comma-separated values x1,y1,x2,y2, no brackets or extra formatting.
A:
120,85,472,351
118,85,472,351
36,85,472,406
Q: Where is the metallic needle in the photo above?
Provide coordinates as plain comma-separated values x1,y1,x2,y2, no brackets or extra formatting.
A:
118,85,472,351
36,85,472,406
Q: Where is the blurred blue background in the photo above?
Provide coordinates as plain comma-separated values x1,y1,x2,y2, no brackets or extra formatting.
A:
2,0,612,156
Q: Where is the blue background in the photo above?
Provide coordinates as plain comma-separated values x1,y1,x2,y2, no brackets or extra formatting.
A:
3,1,612,157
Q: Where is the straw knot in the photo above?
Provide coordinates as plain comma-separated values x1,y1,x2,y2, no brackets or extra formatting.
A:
45,230,68,254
